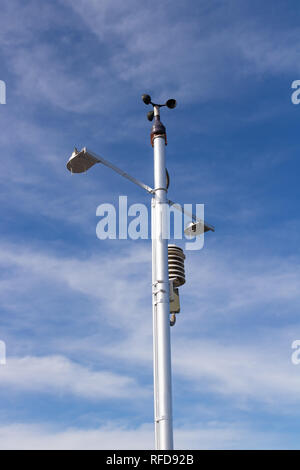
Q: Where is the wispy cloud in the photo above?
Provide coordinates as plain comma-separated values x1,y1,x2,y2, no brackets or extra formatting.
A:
0,355,147,401
173,336,300,409
0,420,294,450
186,249,300,317
1,0,299,449
1,238,299,412
0,241,151,320
2,0,299,117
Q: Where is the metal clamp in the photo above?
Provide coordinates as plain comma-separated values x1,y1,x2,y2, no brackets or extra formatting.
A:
153,289,167,296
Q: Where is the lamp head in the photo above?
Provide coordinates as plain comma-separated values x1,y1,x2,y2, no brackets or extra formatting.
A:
66,147,99,173
184,220,215,237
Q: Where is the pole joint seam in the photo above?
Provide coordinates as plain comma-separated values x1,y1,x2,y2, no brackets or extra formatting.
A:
152,187,167,193
155,415,169,423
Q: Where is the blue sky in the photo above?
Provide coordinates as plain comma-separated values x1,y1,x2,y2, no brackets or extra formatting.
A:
1,0,300,449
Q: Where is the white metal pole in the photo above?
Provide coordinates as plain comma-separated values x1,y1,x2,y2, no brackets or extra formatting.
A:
151,195,159,449
151,107,173,450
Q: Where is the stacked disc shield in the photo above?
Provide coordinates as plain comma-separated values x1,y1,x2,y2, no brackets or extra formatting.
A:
168,245,186,287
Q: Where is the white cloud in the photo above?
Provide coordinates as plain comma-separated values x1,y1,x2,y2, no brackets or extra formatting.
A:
0,1,61,46
0,242,151,327
173,336,300,408
9,44,96,112
64,0,300,104
0,420,292,450
236,27,300,76
3,0,299,116
0,0,299,449
1,240,300,410
0,355,148,401
0,422,154,450
182,246,300,321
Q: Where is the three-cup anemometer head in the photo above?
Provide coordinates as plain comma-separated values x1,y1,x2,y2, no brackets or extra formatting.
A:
142,94,177,110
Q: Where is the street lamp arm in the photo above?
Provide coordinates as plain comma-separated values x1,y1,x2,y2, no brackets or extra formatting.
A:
168,198,215,233
67,147,214,233
84,148,154,195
